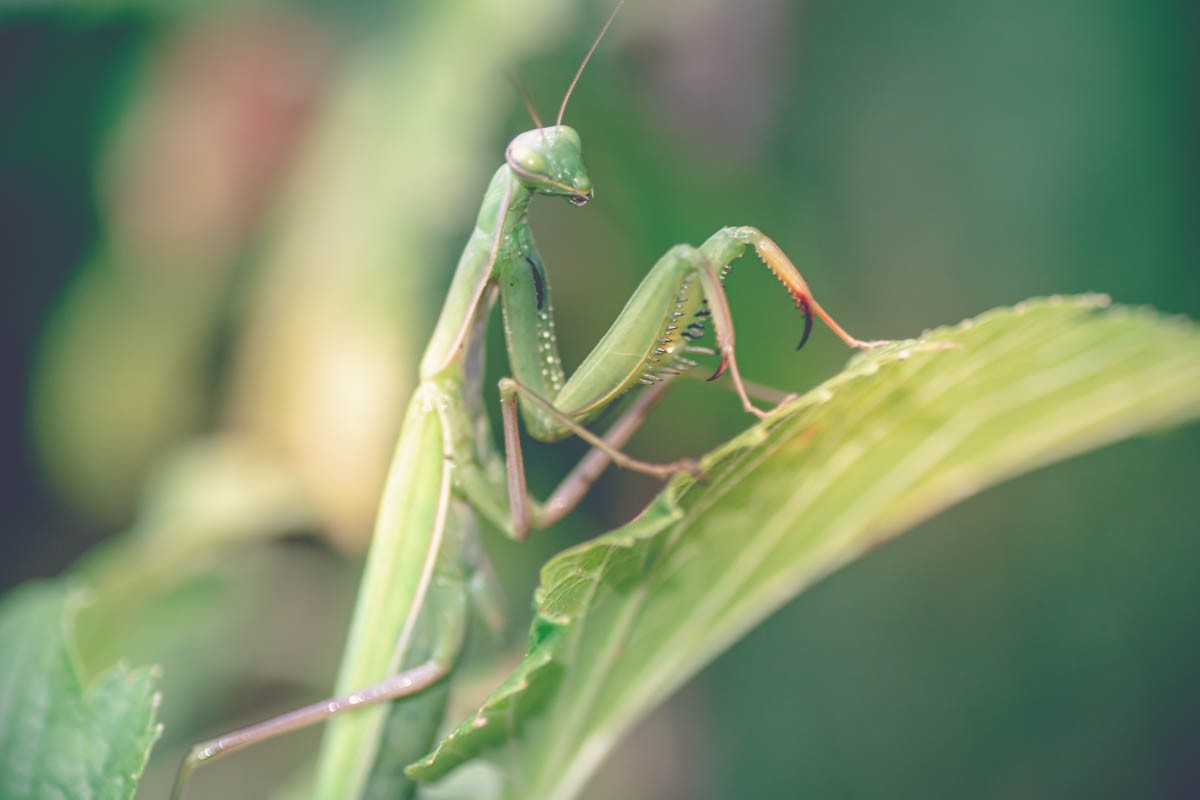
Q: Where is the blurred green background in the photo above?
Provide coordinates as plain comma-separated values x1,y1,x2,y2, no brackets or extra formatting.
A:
2,1,1197,798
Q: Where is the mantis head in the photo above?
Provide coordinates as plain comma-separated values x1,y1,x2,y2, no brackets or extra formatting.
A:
505,0,622,207
506,126,593,206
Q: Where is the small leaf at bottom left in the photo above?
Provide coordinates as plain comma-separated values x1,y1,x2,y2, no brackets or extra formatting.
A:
0,582,161,800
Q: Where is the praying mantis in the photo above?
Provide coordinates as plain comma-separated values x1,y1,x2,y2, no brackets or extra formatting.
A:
171,4,886,798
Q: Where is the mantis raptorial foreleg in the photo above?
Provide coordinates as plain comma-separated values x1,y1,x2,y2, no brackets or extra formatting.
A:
172,5,891,797
495,224,887,536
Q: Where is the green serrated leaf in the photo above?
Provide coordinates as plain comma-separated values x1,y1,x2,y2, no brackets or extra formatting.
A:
0,582,161,800
411,296,1200,799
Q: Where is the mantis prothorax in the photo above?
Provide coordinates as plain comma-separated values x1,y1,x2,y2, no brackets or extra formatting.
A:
171,4,886,798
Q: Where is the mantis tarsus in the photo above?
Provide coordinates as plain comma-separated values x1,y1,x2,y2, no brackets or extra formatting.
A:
171,4,886,798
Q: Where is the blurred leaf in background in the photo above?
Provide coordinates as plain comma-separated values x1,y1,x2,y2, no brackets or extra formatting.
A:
29,11,333,526
1,0,1198,798
0,583,160,800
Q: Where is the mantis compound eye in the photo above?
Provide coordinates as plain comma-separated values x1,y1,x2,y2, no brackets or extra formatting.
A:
513,148,546,175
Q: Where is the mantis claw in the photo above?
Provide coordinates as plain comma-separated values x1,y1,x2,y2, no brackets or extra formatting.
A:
706,349,730,382
796,296,814,351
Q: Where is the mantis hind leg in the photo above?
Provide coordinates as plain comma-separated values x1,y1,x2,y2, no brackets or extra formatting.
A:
170,586,466,800
170,659,453,800
172,393,472,800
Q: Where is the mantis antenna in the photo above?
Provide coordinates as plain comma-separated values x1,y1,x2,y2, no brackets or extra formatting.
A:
509,75,545,129
557,0,625,125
